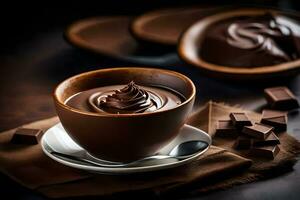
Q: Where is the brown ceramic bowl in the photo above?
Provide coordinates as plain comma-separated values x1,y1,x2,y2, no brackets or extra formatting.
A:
54,67,195,162
178,8,300,80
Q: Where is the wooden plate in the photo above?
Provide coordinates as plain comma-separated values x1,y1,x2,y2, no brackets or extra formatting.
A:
131,6,225,46
64,16,181,66
178,8,300,80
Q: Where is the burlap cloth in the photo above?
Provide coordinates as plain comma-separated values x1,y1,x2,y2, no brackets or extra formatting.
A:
0,102,299,199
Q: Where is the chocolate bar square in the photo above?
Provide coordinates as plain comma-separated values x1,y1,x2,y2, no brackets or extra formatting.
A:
253,132,280,147
242,123,273,140
230,112,252,129
234,131,280,150
215,120,239,138
250,145,280,159
264,87,299,110
11,128,43,145
234,136,253,149
260,109,287,132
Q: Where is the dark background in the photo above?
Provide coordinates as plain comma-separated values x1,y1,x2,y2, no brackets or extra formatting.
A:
0,0,300,199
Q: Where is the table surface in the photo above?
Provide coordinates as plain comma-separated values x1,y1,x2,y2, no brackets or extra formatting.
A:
1,2,300,200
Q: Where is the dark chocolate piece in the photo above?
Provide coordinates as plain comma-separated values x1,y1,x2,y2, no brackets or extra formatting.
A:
234,135,253,149
253,132,280,146
242,123,273,139
230,112,252,129
234,132,280,150
11,128,43,145
215,120,239,138
264,87,299,110
260,109,287,132
250,145,280,159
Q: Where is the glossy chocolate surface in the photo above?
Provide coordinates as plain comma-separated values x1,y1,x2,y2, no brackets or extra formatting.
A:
200,13,300,67
65,82,184,114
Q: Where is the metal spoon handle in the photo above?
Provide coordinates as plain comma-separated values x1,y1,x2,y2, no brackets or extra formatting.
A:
51,151,178,168
51,151,126,168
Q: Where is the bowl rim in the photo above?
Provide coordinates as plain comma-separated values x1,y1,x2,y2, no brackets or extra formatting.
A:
53,67,196,118
178,8,300,75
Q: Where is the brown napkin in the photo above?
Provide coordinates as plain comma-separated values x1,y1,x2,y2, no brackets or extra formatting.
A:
0,102,299,199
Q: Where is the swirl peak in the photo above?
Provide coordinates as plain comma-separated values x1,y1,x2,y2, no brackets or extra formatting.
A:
226,14,296,62
97,81,156,114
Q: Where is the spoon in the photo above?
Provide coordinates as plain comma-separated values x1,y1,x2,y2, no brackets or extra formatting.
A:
46,140,209,168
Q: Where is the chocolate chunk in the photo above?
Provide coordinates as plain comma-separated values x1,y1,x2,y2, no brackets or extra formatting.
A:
260,109,287,132
242,123,273,139
250,145,280,159
261,109,287,119
215,120,239,138
230,112,252,129
264,87,299,110
234,132,280,150
11,128,43,145
253,132,280,147
234,135,253,149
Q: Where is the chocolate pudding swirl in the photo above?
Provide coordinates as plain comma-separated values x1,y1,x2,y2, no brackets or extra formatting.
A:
200,13,300,67
227,14,293,61
92,81,158,114
65,82,184,114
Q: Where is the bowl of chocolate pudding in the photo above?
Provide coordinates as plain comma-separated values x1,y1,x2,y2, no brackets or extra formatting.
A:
54,67,195,162
178,8,300,79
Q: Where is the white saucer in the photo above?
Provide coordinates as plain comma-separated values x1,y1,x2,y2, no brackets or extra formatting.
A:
41,123,211,174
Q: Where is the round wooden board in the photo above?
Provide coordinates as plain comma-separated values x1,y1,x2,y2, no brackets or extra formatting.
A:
131,6,225,46
178,8,300,80
64,16,181,66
